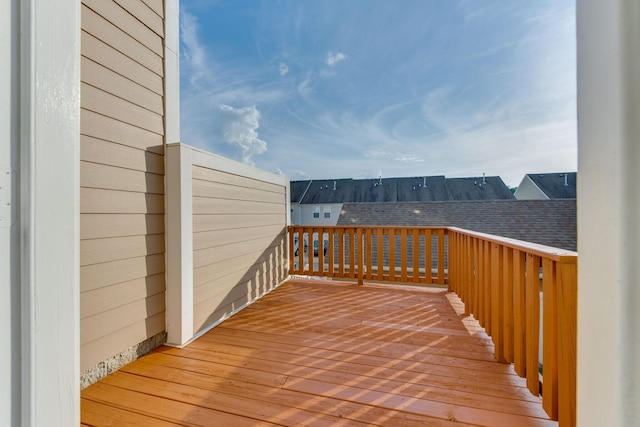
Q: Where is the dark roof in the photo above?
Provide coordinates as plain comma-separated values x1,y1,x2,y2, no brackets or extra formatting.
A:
292,175,515,204
337,199,577,251
527,172,577,199
290,180,312,203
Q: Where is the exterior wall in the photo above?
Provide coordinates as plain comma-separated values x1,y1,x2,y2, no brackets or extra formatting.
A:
191,163,289,333
577,1,640,425
514,176,548,200
79,0,166,372
296,203,343,226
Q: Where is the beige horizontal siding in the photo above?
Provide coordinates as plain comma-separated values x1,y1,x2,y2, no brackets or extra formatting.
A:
80,312,165,371
83,0,163,56
81,109,163,153
193,166,285,194
193,224,286,251
191,164,287,334
80,0,165,373
81,57,163,115
193,234,282,269
81,293,165,345
114,0,163,36
81,136,164,174
193,197,284,215
193,179,284,203
81,162,164,194
193,239,286,299
81,234,165,266
81,214,164,240
82,5,162,75
81,188,164,214
193,213,283,233
82,31,163,94
80,273,165,318
81,83,163,135
80,254,165,293
141,0,163,18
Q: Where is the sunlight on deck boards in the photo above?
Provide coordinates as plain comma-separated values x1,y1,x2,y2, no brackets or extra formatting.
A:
81,278,557,426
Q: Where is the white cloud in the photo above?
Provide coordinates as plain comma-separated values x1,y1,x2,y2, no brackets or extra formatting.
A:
219,105,268,165
180,11,208,85
279,62,289,76
395,155,425,163
327,51,347,66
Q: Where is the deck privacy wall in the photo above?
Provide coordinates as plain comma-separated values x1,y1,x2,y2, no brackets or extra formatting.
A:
79,0,166,371
191,163,289,333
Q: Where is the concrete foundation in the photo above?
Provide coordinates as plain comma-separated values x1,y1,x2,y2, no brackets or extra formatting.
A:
80,331,167,389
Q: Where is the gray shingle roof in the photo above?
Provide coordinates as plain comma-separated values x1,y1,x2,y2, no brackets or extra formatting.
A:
337,199,577,251
291,175,515,204
527,172,577,199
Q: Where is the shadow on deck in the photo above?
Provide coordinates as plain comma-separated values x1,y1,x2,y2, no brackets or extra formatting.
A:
81,278,557,426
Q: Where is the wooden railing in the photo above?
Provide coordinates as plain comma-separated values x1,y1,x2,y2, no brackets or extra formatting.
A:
447,227,577,427
288,226,448,285
288,225,577,426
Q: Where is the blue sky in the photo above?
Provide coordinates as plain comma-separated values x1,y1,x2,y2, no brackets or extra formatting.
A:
179,0,576,187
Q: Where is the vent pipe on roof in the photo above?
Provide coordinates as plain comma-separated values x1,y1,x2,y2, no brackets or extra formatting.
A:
423,176,427,187
482,173,486,185
378,175,382,185
333,180,336,190
564,174,568,186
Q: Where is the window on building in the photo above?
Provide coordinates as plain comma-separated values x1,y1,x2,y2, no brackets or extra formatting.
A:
323,206,331,219
313,207,320,218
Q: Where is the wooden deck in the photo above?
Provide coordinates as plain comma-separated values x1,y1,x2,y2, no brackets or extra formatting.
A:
81,279,558,426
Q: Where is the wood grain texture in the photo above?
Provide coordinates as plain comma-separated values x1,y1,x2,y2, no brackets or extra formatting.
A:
82,279,557,426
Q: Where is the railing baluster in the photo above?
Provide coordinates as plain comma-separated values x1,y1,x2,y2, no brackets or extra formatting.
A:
400,228,408,282
484,240,492,334
389,228,396,282
437,229,445,283
513,249,526,377
365,228,373,280
503,247,514,363
526,253,541,396
491,243,505,363
338,228,345,276
328,229,335,276
542,257,558,419
425,229,432,284
412,229,420,283
376,228,384,281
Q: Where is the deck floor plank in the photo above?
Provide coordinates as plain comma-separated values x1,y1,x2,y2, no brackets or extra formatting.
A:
81,279,557,426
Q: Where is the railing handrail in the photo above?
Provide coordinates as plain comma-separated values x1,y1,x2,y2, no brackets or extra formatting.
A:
446,226,577,263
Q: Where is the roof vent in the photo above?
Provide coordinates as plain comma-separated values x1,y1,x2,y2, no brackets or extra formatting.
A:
564,174,568,186
423,176,427,187
482,173,486,185
333,180,336,190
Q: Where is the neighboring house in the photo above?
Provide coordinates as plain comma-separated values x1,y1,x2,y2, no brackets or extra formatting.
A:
338,199,577,251
291,175,515,225
514,172,577,200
